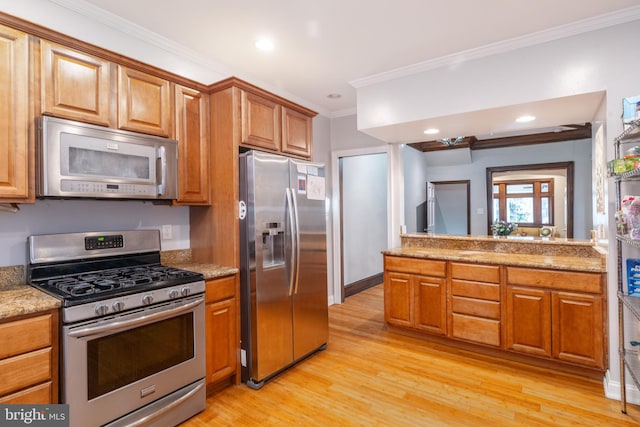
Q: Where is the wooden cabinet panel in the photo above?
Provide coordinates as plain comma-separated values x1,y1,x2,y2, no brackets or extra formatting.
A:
205,275,236,303
451,296,500,319
241,90,280,151
0,382,52,404
506,267,602,293
451,262,500,283
505,286,551,357
281,106,311,157
451,313,500,347
0,314,52,359
0,348,51,396
552,292,604,368
40,40,112,126
0,24,30,201
205,275,239,392
384,272,413,327
206,297,237,385
414,276,446,334
450,279,500,301
175,84,210,205
384,256,446,277
118,66,171,137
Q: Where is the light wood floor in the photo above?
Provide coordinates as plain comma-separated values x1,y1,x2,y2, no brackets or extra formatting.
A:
182,285,640,426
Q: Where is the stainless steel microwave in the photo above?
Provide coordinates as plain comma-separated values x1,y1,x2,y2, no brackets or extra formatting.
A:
37,116,178,200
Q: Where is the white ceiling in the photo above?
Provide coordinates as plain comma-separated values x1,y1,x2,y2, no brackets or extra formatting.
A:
75,0,640,140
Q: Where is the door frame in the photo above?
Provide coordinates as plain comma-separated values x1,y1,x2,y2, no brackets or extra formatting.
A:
428,180,471,234
331,145,398,304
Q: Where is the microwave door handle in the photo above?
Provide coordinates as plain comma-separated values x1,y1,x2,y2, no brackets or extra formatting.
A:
157,146,166,195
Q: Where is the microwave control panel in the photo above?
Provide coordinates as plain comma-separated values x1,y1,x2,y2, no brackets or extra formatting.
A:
60,180,157,197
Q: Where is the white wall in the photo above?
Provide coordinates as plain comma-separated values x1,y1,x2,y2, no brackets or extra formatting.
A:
402,145,429,233
341,153,387,284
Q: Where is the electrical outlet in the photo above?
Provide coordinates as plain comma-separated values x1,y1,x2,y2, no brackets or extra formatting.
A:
162,224,172,240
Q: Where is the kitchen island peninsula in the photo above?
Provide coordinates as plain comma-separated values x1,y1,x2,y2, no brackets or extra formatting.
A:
383,233,607,378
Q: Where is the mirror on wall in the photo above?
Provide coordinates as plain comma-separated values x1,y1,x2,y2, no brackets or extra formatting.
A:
485,162,574,238
426,180,470,235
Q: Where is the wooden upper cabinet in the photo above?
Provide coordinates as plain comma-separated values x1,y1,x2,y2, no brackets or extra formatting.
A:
118,66,171,137
240,90,280,151
40,41,113,126
175,85,210,205
281,106,312,157
0,24,31,202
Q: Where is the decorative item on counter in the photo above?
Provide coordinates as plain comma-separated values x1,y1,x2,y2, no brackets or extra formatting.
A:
626,258,640,296
491,221,517,236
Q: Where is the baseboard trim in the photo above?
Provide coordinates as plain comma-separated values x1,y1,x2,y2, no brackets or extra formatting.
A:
344,273,383,298
603,369,640,405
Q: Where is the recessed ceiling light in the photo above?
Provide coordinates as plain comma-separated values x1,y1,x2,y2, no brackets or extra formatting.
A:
327,93,342,99
515,115,536,123
424,128,440,135
255,38,274,52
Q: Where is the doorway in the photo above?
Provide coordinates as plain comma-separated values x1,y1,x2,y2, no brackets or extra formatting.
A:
427,180,470,235
339,153,388,299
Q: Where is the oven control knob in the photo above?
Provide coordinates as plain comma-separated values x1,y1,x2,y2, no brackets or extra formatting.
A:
181,287,191,297
142,295,154,305
112,301,125,312
168,289,179,299
95,304,109,316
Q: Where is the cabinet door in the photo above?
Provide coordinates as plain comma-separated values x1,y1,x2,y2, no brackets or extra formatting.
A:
384,272,413,327
552,292,604,369
240,90,280,151
206,298,237,386
414,275,446,334
175,85,210,205
505,286,551,357
118,66,171,137
281,106,311,158
0,25,30,201
40,41,112,126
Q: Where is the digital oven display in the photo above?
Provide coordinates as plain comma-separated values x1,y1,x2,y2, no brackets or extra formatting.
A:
85,235,124,250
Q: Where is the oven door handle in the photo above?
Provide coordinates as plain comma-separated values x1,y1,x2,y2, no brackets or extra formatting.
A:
68,297,204,338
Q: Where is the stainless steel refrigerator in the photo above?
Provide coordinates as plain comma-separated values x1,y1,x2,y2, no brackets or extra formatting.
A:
239,150,329,389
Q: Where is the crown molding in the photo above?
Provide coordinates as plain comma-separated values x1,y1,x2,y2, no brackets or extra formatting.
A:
49,0,233,76
350,5,640,89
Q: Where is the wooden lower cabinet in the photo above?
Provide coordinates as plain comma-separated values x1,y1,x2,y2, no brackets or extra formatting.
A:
205,274,239,393
384,257,447,335
0,311,58,403
384,255,607,373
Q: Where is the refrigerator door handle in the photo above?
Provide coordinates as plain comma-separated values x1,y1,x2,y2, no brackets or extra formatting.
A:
285,188,296,296
291,189,301,294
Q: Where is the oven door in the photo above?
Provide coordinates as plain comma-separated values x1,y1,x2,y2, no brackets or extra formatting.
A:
62,294,205,427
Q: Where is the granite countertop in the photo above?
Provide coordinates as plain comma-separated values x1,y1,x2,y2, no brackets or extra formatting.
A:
382,247,606,272
383,233,607,273
0,266,61,321
0,249,238,321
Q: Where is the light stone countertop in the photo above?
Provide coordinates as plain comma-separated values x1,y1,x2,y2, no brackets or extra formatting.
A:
383,233,607,273
0,250,238,321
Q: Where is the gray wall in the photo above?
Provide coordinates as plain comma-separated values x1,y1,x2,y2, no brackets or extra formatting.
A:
403,138,592,239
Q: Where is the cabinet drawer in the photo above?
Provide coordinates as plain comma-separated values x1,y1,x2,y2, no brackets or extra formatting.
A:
506,267,602,293
206,275,236,303
385,256,446,277
0,348,51,396
0,382,52,404
0,314,52,359
451,279,500,301
451,313,500,347
451,262,500,283
451,296,500,319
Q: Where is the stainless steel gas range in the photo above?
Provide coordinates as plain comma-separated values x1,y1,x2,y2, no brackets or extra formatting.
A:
27,230,206,427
